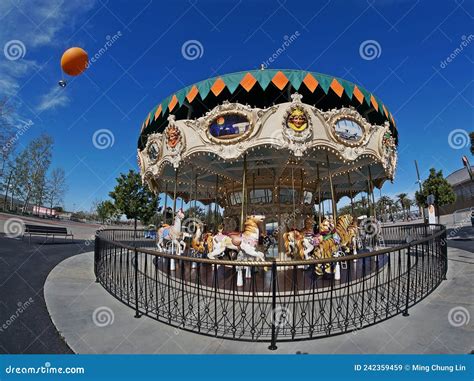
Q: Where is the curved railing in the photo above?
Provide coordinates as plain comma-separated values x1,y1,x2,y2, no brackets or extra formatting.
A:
94,224,447,349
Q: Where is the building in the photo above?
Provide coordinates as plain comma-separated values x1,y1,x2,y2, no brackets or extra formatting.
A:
441,166,474,215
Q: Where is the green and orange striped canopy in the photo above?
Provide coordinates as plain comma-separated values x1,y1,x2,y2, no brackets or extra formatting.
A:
138,69,396,150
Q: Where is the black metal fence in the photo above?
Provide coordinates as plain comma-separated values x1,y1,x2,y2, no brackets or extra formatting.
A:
94,224,447,349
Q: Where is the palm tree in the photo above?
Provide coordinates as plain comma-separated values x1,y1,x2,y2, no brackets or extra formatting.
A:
402,197,412,219
396,193,408,220
376,195,393,222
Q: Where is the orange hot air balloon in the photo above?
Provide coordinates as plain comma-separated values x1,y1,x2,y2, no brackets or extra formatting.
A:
60,47,88,76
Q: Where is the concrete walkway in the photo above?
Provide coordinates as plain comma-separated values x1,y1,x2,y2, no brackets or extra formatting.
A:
44,250,473,354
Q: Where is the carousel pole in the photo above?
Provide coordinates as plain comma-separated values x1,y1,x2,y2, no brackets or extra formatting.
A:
172,168,178,219
277,177,282,260
300,168,304,205
191,169,198,269
194,172,198,215
240,154,247,231
171,167,179,270
163,182,168,224
326,154,337,221
207,187,212,228
313,181,318,222
291,166,296,228
317,164,321,225
368,166,376,219
214,174,219,227
348,173,355,216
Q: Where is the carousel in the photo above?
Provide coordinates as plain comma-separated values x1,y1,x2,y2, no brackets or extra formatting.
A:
137,69,398,278
94,69,447,344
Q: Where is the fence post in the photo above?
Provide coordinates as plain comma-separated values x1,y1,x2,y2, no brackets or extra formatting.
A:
134,247,141,318
441,229,448,280
94,232,100,283
403,245,411,317
268,261,278,351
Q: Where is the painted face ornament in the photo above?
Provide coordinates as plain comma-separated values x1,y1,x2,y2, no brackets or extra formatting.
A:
166,126,181,149
287,108,308,132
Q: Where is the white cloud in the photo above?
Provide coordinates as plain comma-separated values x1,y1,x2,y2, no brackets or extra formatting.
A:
36,86,70,112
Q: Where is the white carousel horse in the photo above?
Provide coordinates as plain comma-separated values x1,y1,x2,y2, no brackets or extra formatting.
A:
207,215,266,262
157,209,186,255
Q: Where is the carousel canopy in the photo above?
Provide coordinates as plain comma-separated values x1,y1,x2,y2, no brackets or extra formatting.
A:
138,69,397,151
137,69,398,212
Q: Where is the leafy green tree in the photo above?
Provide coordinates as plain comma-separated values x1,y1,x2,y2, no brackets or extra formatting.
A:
96,200,116,224
415,168,456,221
109,170,159,231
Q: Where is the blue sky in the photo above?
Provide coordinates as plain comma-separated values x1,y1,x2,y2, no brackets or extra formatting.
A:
1,0,472,212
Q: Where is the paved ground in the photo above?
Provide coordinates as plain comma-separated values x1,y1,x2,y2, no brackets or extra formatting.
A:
1,212,473,354
0,212,101,354
44,249,473,354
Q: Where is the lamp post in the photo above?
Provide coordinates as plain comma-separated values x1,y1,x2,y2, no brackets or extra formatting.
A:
414,160,425,221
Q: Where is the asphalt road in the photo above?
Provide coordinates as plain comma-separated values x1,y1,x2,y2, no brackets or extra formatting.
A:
0,214,472,354
0,212,103,354
0,234,94,354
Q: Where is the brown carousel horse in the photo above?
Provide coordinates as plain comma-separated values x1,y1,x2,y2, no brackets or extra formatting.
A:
190,222,213,257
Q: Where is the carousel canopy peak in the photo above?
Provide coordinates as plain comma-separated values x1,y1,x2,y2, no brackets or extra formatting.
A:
138,69,396,149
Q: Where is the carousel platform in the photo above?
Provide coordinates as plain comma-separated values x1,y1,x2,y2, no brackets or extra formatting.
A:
44,250,473,354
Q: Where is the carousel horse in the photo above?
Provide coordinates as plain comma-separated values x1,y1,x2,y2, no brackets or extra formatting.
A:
283,216,322,260
191,222,213,257
207,215,266,261
283,229,305,260
312,215,358,275
156,209,186,255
